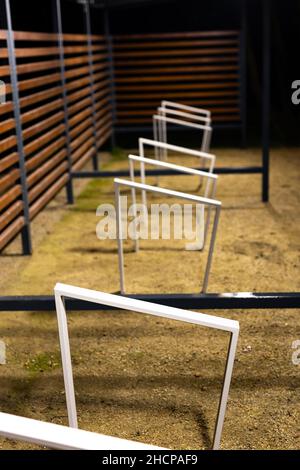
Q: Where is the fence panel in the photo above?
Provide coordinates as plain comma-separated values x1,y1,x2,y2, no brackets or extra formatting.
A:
0,30,25,251
113,30,242,128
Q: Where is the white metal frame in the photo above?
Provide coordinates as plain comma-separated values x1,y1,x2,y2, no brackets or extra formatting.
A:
152,115,212,158
128,154,217,251
54,282,239,450
156,107,211,161
161,100,211,118
114,178,221,293
138,138,216,197
0,412,163,449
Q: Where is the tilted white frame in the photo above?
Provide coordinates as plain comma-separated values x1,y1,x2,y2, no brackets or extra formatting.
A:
54,282,239,450
152,115,212,159
0,412,164,450
114,177,221,294
161,100,211,118
138,137,216,200
156,107,211,161
128,154,217,251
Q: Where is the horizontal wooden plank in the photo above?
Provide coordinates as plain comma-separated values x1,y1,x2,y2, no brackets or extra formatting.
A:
64,45,103,54
116,82,239,92
66,75,91,92
22,98,63,124
95,113,112,132
117,98,239,109
29,174,68,220
24,124,64,156
0,185,21,212
113,30,239,41
93,87,112,102
116,90,239,100
113,47,239,59
72,147,95,171
95,104,112,121
0,169,20,194
115,72,238,84
64,55,90,67
113,38,239,50
25,137,65,172
115,64,239,76
18,72,61,92
114,56,238,67
0,101,14,117
94,95,111,112
116,106,240,116
0,64,10,75
67,96,92,117
96,126,112,150
68,107,92,129
0,135,17,153
0,216,25,251
13,31,58,41
1,118,15,134
116,114,241,124
0,200,23,232
69,116,93,140
17,59,60,75
20,86,62,108
66,87,92,105
28,161,67,203
96,120,113,142
27,148,67,188
64,65,91,79
70,127,94,151
15,47,59,58
71,136,94,164
63,33,104,42
23,111,64,141
0,152,19,173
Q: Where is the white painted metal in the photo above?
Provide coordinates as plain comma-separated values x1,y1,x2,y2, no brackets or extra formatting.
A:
0,412,164,449
157,107,211,161
114,177,221,293
138,138,216,210
54,283,239,450
161,100,211,118
128,154,217,251
153,114,212,156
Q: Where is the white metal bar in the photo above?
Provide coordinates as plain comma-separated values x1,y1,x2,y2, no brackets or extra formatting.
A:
128,154,217,250
153,114,211,132
54,282,239,450
0,412,163,450
114,178,221,294
161,100,211,117
139,138,216,173
158,107,211,125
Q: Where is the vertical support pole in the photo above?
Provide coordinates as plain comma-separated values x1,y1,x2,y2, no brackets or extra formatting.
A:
240,0,247,148
53,0,74,204
262,0,270,202
84,0,98,171
5,0,32,255
104,5,116,149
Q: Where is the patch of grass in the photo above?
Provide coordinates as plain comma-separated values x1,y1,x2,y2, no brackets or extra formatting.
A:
24,352,61,374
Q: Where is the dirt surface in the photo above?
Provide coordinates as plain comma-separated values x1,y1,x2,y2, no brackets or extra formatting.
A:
0,147,299,449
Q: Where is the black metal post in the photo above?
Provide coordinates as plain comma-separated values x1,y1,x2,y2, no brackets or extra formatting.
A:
53,0,74,204
262,0,270,202
84,0,99,171
240,0,247,148
5,0,32,255
104,4,116,149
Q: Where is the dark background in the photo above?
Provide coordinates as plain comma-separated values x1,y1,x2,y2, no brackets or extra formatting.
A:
0,0,299,146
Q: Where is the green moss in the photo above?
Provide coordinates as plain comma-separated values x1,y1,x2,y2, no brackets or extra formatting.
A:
24,352,61,374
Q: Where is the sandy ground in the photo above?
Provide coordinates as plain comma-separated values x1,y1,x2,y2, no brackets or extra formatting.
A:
0,146,299,449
